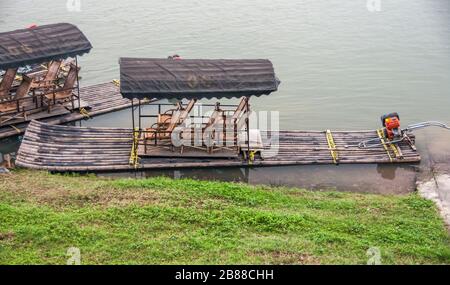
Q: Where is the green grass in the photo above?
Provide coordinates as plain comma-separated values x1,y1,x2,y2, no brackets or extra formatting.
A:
0,169,449,264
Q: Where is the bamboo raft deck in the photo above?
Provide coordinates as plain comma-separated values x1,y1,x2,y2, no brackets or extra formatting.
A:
16,120,421,172
0,82,138,140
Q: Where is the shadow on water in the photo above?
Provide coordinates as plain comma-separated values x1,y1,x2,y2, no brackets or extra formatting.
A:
100,164,419,195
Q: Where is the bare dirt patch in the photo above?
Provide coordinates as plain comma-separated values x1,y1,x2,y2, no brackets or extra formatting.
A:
0,172,162,208
251,250,320,265
0,232,15,241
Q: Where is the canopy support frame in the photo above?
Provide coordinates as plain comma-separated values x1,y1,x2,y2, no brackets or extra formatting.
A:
75,56,81,112
246,96,251,162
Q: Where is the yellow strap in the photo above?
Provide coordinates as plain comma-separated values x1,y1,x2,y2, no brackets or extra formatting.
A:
389,141,401,158
79,107,90,119
112,79,120,87
325,129,339,164
248,150,255,164
129,128,139,168
9,124,21,133
376,129,393,162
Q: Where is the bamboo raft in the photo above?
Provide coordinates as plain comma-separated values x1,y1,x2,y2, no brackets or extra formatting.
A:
0,82,138,139
16,120,421,172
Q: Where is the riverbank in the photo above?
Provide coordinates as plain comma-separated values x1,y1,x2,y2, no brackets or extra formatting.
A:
1,170,449,264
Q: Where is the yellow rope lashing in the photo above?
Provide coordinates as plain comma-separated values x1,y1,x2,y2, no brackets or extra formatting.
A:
325,129,339,165
79,107,90,119
389,139,401,159
376,129,393,162
129,128,139,168
248,150,255,164
9,124,21,133
112,79,120,87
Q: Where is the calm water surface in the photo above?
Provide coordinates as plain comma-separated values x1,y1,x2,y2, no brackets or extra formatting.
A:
1,0,449,192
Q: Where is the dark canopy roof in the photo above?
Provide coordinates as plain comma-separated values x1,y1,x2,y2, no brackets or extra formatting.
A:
119,58,280,100
0,23,92,69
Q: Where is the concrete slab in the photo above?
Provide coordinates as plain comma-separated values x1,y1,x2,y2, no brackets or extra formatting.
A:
411,127,450,228
417,174,450,230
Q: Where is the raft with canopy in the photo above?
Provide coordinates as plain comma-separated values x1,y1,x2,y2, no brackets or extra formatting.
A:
0,23,92,125
119,57,280,163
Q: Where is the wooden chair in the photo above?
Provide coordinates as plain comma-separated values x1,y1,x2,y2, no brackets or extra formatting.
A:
30,60,62,90
183,97,248,153
0,68,18,98
177,103,225,152
224,97,264,155
143,99,197,151
156,101,184,129
43,63,80,112
223,97,250,151
0,75,33,124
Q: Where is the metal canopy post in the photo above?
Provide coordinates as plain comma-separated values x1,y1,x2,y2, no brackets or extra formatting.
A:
129,98,139,168
75,56,81,111
246,96,250,161
138,99,142,130
131,99,135,129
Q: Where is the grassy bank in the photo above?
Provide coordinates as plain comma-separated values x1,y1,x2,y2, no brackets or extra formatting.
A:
0,169,449,264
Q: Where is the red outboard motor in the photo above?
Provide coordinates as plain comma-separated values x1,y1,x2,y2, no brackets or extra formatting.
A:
381,112,401,140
